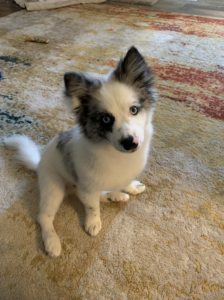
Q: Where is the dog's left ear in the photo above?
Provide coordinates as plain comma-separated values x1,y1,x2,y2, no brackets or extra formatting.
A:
113,46,154,99
64,72,101,113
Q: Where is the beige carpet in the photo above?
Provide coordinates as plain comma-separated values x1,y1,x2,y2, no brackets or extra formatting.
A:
0,4,224,300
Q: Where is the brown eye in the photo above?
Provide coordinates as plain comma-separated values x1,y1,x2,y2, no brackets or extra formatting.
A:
130,106,139,115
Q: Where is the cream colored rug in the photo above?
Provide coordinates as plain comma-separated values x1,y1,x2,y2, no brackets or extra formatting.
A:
0,4,224,300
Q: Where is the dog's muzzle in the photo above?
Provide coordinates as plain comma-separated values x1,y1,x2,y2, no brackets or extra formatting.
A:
120,135,139,151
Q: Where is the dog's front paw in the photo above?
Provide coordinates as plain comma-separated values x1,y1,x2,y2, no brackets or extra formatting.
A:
101,192,130,203
85,216,102,237
124,180,146,195
43,232,61,258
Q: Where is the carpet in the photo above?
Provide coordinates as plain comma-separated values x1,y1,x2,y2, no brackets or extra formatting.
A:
0,4,224,300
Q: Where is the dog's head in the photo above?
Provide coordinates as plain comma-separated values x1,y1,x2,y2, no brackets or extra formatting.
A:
64,46,156,153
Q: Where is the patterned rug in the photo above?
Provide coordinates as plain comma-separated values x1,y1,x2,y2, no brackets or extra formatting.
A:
0,4,224,300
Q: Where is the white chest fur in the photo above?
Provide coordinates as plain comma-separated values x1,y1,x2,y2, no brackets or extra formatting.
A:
72,128,152,192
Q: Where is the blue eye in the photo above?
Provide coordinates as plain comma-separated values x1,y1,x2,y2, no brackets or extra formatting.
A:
103,116,111,123
130,106,139,115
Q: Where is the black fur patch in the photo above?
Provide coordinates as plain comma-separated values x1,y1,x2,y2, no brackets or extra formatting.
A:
57,129,78,182
64,73,114,142
77,94,115,141
113,46,155,108
65,74,115,142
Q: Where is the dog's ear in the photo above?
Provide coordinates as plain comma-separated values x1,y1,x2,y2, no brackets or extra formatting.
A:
64,72,101,113
113,46,154,94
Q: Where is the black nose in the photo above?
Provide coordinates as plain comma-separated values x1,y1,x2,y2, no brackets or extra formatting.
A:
120,136,138,151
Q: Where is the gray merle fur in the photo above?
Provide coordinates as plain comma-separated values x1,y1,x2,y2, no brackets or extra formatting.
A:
112,46,155,108
57,129,78,182
57,130,72,152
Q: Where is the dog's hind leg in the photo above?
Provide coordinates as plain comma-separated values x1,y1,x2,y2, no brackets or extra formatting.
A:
123,180,146,195
100,191,129,203
37,171,65,258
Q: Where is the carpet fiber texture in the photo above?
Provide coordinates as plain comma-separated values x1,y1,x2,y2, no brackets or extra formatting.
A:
0,4,224,300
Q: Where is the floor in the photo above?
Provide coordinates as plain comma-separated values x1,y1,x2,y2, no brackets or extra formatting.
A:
0,0,224,18
0,0,21,17
108,0,224,18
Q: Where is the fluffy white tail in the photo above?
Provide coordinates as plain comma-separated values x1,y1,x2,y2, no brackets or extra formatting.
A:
4,135,41,171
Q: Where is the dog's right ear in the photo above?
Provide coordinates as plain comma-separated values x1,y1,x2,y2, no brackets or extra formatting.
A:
64,72,101,113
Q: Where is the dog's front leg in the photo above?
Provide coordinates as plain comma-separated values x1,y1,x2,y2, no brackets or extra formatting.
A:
38,172,65,258
78,189,102,236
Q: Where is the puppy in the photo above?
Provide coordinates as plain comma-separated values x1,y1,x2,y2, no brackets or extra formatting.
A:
4,46,156,257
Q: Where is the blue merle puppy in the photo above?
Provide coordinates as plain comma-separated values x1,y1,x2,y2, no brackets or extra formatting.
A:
4,46,156,257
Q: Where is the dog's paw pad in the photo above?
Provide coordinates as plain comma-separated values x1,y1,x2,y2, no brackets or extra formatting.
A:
85,217,102,237
44,233,61,258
